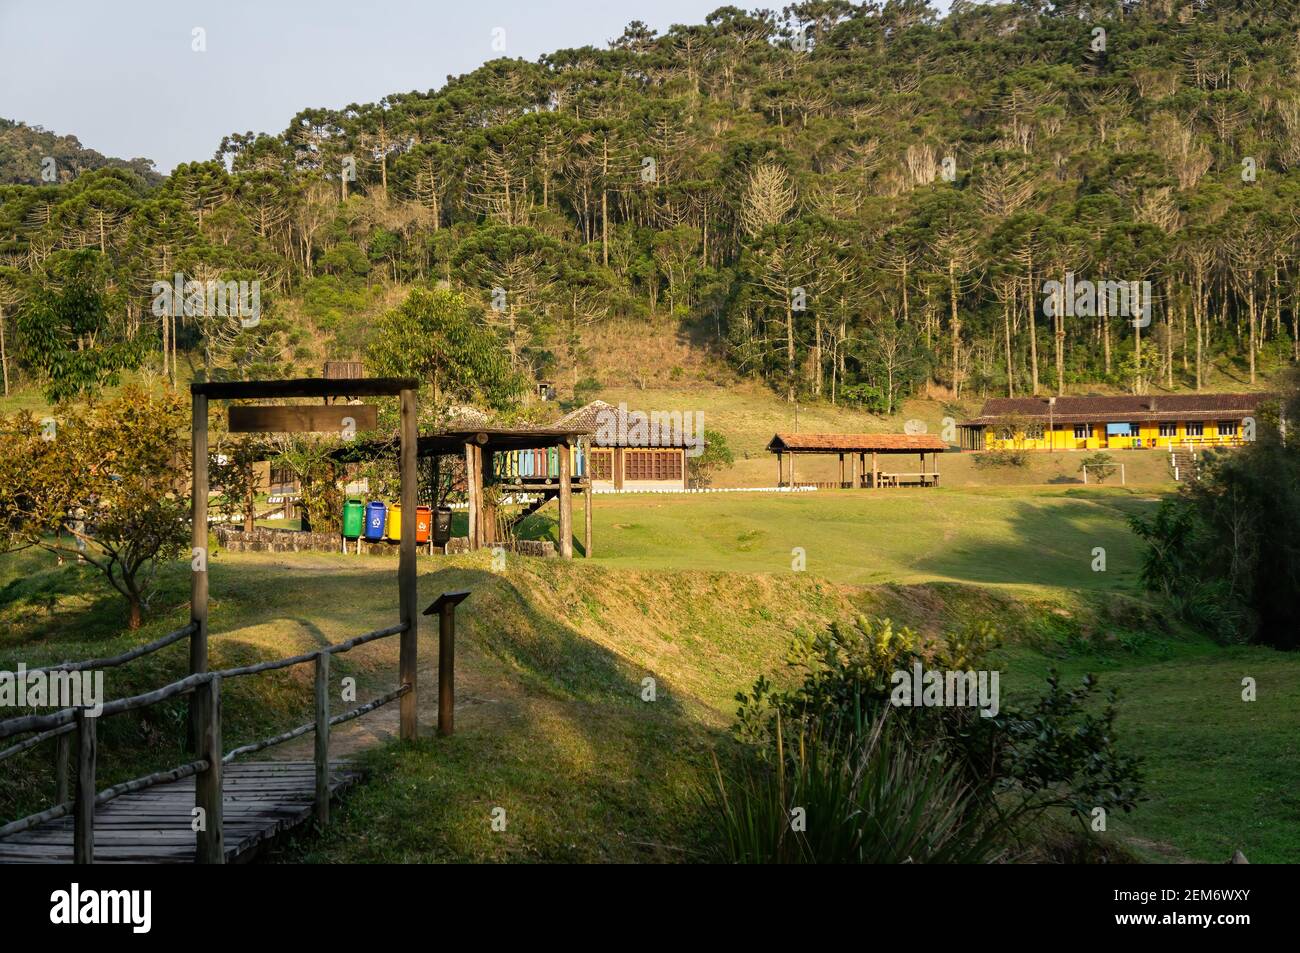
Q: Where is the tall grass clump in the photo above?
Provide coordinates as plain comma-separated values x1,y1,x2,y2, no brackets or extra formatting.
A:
708,616,1143,863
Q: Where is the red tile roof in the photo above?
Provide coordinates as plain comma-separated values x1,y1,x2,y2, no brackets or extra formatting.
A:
768,433,949,453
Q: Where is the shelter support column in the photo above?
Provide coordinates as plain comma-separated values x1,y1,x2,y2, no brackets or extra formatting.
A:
464,442,480,550
871,451,878,489
480,444,497,545
559,439,573,559
584,483,592,558
399,386,418,741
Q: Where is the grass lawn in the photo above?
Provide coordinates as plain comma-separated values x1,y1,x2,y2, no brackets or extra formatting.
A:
519,485,1157,596
2,489,1296,863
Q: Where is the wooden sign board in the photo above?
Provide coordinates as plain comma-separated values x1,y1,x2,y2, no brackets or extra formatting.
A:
229,404,378,434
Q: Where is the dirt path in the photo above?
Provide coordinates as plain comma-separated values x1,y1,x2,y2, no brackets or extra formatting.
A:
268,635,515,760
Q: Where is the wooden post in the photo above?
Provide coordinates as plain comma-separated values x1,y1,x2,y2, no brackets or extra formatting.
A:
839,453,845,488
189,390,209,752
480,443,497,544
314,650,330,825
558,439,573,559
464,442,479,550
55,730,70,805
776,451,783,487
850,452,857,489
73,708,95,864
871,451,878,489
194,674,224,863
584,484,592,558
423,590,470,738
613,447,624,491
399,387,419,741
790,452,796,488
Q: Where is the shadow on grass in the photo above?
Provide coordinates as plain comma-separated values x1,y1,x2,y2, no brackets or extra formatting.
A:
274,564,729,862
911,496,1157,591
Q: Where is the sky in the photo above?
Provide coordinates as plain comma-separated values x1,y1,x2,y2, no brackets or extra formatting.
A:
0,0,748,173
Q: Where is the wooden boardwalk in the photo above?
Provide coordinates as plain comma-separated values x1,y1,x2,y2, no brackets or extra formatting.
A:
0,761,362,864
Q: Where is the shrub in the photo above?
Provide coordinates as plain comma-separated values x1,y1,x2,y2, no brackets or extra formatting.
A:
688,428,734,487
708,713,1007,863
710,616,1143,862
1080,452,1118,483
973,448,1028,469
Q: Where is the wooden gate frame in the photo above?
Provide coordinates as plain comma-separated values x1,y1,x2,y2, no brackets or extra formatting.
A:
189,377,421,743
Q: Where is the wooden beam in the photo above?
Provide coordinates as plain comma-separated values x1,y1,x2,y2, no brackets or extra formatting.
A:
558,438,573,559
399,387,418,741
871,451,878,489
191,377,416,399
839,453,845,487
189,391,208,752
776,450,783,487
229,404,376,434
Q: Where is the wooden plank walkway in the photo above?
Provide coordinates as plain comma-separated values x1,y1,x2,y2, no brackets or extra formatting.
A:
0,761,362,863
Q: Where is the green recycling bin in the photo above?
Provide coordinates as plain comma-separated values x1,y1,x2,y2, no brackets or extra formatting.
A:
342,498,364,539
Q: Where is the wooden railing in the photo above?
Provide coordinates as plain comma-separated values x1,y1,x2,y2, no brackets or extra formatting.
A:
0,591,470,863
0,621,198,810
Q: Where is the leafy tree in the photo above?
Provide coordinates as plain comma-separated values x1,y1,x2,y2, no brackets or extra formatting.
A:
15,249,142,402
366,286,523,412
0,387,189,628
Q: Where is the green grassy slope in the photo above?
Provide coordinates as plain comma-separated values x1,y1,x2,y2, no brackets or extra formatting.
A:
3,492,1296,863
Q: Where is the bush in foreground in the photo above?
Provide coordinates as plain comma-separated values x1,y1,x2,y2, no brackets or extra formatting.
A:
708,616,1143,863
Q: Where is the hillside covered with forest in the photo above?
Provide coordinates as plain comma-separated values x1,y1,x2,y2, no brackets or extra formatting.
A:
2,0,1299,411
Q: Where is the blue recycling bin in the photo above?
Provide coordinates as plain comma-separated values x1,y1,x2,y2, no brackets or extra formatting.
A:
364,501,387,541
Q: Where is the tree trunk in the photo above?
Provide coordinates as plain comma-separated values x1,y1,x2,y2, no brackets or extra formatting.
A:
949,258,960,396
0,303,8,397
1028,264,1040,395
601,138,610,268
1003,292,1014,397
785,296,796,402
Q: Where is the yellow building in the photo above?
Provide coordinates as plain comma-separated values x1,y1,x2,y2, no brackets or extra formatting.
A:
957,394,1267,452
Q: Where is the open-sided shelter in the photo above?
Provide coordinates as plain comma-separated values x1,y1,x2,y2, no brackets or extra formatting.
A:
767,433,948,488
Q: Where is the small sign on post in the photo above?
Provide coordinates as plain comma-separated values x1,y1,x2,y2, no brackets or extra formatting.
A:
423,590,471,737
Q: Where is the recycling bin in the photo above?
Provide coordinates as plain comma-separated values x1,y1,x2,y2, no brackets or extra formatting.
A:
364,500,387,541
342,498,364,539
433,505,452,545
387,503,402,541
415,505,432,544
548,446,558,477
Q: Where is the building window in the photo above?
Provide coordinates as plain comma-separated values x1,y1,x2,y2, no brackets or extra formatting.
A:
1073,424,1090,440
1219,420,1238,436
1159,423,1177,437
269,466,297,494
1186,422,1204,437
589,449,613,481
625,449,682,482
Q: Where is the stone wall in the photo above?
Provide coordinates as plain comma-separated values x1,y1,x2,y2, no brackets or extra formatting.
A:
214,525,555,559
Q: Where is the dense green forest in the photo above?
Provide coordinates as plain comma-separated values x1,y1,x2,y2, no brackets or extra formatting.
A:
0,118,160,187
3,0,1300,410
